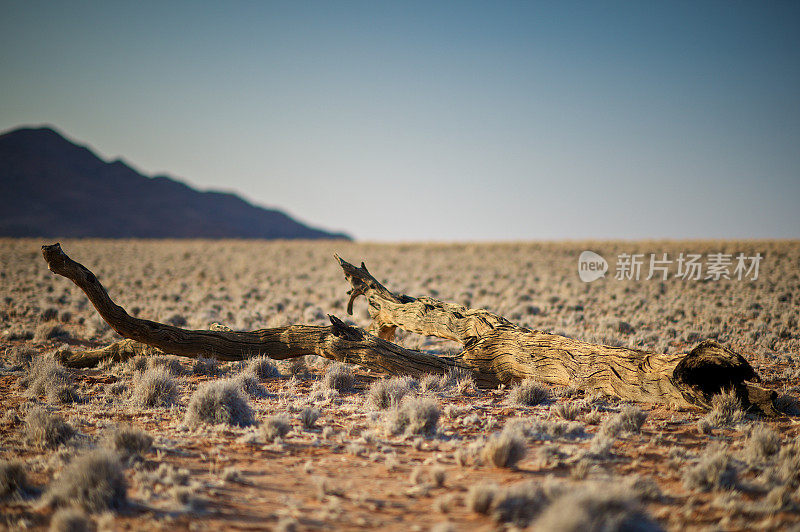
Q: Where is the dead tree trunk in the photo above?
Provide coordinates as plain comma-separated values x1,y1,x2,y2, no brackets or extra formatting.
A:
41,243,777,414
41,244,464,377
337,255,775,414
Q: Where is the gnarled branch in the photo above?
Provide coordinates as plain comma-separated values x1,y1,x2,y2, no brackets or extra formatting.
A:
40,243,475,379
336,255,776,415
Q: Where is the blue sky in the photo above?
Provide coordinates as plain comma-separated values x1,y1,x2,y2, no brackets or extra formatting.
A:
1,1,798,240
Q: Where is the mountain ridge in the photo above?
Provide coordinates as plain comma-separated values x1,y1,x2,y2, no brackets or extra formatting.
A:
0,125,350,240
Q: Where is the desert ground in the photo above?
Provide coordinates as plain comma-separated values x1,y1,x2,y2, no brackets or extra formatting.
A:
1,238,799,531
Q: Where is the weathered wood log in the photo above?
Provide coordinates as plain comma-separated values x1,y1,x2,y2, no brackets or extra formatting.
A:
41,243,777,414
41,243,476,379
337,256,778,415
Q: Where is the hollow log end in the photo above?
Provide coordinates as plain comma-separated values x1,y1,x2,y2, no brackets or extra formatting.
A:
674,339,776,415
673,339,759,392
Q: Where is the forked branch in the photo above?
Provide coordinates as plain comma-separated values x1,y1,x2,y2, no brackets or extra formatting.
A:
40,243,472,379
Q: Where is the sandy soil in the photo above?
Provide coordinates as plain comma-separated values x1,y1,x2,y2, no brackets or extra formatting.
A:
1,239,799,531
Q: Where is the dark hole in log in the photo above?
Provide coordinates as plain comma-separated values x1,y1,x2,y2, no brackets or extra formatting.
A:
673,340,759,397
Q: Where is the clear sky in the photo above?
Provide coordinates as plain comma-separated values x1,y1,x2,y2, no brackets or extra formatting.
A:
1,1,798,241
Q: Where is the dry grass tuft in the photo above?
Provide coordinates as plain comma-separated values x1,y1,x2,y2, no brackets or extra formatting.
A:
48,384,80,405
171,484,205,512
4,325,34,341
534,483,661,531
221,466,242,483
696,417,714,435
368,376,417,409
419,373,447,394
24,407,75,448
454,373,476,395
191,356,219,376
431,466,446,487
34,323,71,343
21,354,78,403
346,443,367,457
522,418,585,441
410,464,446,487
482,426,527,468
552,401,584,421
385,397,440,437
701,389,745,428
49,507,94,532
130,367,179,407
508,379,550,406
775,441,800,487
322,362,355,392
261,415,291,441
184,379,255,427
0,460,28,499
232,371,269,398
590,430,617,456
596,405,647,441
283,358,308,378
616,405,648,432
316,477,345,499
743,423,781,465
46,449,127,512
40,307,59,322
570,458,593,480
683,446,739,492
126,356,148,373
8,345,35,366
108,426,152,457
246,355,281,380
466,482,498,514
146,355,184,376
466,480,559,527
491,481,548,527
299,407,320,429
626,475,663,502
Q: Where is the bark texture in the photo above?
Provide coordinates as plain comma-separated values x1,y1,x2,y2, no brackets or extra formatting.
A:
337,255,777,414
41,244,467,378
41,243,777,414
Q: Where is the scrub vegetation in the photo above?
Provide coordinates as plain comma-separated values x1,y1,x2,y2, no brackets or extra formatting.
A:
0,239,798,530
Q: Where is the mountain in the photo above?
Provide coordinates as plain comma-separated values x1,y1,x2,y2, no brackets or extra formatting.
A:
0,126,350,240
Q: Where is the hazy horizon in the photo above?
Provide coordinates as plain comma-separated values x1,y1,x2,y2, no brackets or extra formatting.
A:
2,2,798,241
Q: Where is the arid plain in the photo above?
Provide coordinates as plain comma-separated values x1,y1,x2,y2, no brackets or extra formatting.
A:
1,239,799,531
